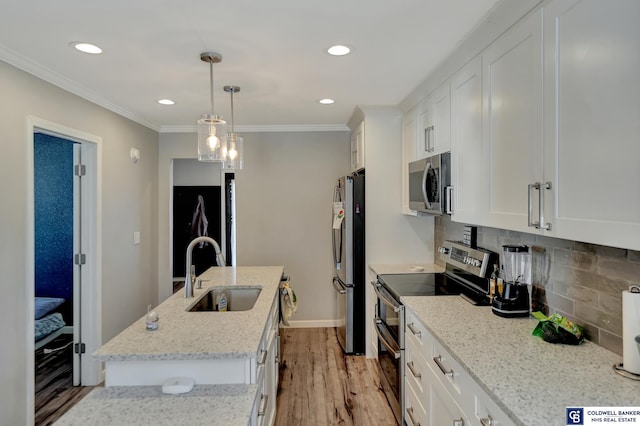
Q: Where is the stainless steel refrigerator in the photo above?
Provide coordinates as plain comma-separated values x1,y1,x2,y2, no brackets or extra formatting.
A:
331,173,365,355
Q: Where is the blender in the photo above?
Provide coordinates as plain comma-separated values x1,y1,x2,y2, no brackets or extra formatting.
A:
491,245,530,318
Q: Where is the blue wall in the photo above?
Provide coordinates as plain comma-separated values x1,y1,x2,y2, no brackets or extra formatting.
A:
34,133,74,319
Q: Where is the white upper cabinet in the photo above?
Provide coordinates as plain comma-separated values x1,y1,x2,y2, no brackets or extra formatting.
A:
416,81,451,159
350,120,365,172
402,108,419,215
450,55,484,224
481,9,543,233
542,0,640,250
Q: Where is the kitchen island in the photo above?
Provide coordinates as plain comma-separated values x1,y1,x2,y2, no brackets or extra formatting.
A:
403,296,640,426
56,265,284,425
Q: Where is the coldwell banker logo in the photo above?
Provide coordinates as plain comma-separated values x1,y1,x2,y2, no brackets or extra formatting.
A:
567,407,584,425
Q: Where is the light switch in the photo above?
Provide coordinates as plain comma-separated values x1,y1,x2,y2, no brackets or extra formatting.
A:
133,231,141,245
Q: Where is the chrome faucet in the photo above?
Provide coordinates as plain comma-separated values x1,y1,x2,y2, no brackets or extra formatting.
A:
184,236,226,298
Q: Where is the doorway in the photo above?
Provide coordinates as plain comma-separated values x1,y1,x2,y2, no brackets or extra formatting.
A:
169,159,235,292
25,116,102,424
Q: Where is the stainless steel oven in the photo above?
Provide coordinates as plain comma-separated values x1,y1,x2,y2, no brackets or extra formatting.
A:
372,241,498,425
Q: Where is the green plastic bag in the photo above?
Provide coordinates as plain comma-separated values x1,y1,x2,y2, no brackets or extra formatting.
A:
531,311,585,345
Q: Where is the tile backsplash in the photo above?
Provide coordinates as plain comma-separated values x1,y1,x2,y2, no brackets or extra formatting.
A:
435,216,640,355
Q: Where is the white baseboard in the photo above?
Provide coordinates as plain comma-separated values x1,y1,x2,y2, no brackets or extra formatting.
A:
280,319,341,328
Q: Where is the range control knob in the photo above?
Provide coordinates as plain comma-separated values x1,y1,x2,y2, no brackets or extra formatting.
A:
437,246,450,255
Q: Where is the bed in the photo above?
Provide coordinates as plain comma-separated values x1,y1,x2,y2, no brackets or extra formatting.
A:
34,297,69,350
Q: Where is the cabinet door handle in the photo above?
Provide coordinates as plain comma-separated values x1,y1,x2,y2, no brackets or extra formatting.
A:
424,127,429,153
539,181,552,230
446,186,454,214
257,349,268,366
433,355,454,376
406,361,422,379
257,394,268,416
453,418,465,426
407,322,421,337
480,415,494,426
429,125,435,151
527,183,541,228
406,407,420,426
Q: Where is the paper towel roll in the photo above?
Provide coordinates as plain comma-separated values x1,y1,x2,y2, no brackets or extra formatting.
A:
622,286,640,374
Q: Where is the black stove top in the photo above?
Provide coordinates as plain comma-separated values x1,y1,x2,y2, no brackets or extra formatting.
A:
378,273,443,299
378,272,489,305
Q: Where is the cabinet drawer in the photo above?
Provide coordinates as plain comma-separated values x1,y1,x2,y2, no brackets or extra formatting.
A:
427,334,472,407
404,335,427,398
405,376,428,426
471,379,515,426
405,309,431,359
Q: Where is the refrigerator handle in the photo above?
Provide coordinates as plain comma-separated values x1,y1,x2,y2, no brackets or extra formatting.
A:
332,277,347,294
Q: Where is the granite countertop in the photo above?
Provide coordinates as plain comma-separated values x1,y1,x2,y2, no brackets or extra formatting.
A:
369,263,445,275
402,296,640,426
54,384,257,426
95,266,284,362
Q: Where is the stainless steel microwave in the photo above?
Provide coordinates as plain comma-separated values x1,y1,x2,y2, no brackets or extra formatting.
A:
408,152,452,215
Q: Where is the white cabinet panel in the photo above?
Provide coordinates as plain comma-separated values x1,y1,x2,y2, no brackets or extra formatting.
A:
350,121,365,172
402,109,419,215
543,0,640,250
482,9,543,233
450,55,485,224
417,82,451,159
425,362,468,426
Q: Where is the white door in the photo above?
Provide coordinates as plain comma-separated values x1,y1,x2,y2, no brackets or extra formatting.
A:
482,9,544,233
543,0,640,251
27,117,102,425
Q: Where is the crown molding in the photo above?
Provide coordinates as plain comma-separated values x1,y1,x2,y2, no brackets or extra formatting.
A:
159,123,350,134
1,43,350,134
0,43,160,131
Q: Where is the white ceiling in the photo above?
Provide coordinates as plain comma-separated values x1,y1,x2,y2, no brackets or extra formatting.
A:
0,0,501,132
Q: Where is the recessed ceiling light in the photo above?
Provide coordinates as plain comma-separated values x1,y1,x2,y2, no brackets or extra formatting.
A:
319,98,335,105
158,99,175,105
327,45,351,56
70,42,103,54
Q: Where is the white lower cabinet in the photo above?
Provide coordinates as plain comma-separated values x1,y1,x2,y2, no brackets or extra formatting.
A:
405,307,513,426
250,294,280,426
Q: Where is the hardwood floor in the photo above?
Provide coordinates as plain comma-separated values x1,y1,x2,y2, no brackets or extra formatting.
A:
276,327,399,426
37,327,397,425
34,335,95,426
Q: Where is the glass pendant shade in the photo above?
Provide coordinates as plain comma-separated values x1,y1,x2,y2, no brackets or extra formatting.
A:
197,114,227,161
224,133,244,169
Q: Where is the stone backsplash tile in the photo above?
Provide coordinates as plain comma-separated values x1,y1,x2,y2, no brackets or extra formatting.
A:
576,301,622,336
544,291,575,316
598,258,640,284
599,330,623,356
434,216,639,356
552,282,598,307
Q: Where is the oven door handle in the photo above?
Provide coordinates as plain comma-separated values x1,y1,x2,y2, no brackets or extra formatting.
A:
374,317,401,359
370,280,401,313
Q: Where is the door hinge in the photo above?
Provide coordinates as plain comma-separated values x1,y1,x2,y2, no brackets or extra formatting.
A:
74,343,86,354
74,253,86,265
74,164,86,177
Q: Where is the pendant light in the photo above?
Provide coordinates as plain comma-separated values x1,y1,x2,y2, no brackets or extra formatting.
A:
223,85,244,170
197,52,227,162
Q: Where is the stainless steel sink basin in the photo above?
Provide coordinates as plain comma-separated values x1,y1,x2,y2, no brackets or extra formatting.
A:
187,287,262,312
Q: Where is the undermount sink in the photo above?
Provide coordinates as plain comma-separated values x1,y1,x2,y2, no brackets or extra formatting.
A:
187,286,262,312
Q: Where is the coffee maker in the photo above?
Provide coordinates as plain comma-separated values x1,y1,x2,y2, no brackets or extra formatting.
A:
491,245,530,318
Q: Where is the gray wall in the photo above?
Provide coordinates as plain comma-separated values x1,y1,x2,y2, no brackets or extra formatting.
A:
0,60,159,425
435,216,640,355
159,131,351,324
